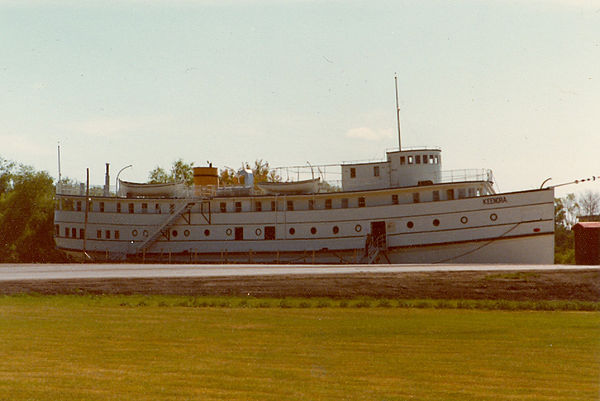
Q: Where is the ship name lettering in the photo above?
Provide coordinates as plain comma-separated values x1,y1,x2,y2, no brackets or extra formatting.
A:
483,196,508,205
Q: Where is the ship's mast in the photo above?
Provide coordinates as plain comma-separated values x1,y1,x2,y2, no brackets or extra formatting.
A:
394,74,402,151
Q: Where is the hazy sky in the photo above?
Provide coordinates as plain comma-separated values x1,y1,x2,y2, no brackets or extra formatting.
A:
1,0,599,196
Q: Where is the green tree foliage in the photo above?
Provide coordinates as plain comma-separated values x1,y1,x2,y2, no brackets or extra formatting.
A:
554,194,577,264
0,158,66,262
219,160,282,188
148,159,195,186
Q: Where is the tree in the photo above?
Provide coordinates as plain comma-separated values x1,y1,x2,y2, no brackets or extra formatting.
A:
148,159,195,186
219,160,282,188
578,190,600,217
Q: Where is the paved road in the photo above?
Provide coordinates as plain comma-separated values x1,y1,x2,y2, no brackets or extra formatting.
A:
0,263,597,281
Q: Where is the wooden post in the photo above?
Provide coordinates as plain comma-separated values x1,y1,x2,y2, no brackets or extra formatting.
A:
142,249,146,264
168,251,171,264
276,251,280,264
312,250,315,264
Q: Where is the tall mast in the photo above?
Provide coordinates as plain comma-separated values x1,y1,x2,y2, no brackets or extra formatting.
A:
394,74,402,151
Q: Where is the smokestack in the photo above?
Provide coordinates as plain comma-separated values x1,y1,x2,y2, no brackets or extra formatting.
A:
104,163,110,197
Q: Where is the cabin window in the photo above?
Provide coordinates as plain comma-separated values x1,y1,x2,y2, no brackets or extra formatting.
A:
99,202,105,212
141,203,148,214
264,226,275,240
433,190,440,201
358,197,366,208
76,201,82,212
429,155,435,164
350,168,356,178
287,200,294,211
415,155,421,164
446,189,454,200
64,227,69,237
128,203,134,214
72,228,77,238
96,230,101,239
235,227,243,240
458,188,466,199
408,156,414,164
116,203,121,213
413,193,420,203
373,166,380,177
235,202,242,213
105,230,111,239
392,194,399,205
341,198,349,208
220,202,227,213
79,228,85,239
88,201,93,212
155,203,161,214
400,156,406,165
468,188,476,197
423,156,428,164
436,155,441,164
325,199,332,209
114,230,120,240
255,201,262,212
308,199,314,210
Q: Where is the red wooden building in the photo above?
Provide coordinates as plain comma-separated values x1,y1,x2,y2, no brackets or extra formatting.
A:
573,222,600,265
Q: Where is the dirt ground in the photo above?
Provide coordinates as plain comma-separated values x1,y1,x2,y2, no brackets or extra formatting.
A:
0,269,598,301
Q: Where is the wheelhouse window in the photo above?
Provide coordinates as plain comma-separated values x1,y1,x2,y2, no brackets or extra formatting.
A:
400,156,406,165
429,155,435,164
325,199,332,209
423,156,428,164
358,197,366,207
350,168,356,178
235,202,242,213
392,194,399,205
373,166,380,177
413,193,420,203
433,190,440,201
128,203,134,214
341,198,349,208
408,156,414,164
220,202,227,213
415,155,421,164
308,199,314,210
446,189,454,200
458,188,466,199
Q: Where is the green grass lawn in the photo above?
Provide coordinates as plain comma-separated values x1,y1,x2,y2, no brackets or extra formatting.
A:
0,296,598,401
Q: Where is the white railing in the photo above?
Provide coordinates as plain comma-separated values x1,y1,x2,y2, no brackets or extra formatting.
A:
439,169,494,184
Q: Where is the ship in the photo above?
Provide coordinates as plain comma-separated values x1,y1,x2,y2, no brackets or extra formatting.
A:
53,80,555,264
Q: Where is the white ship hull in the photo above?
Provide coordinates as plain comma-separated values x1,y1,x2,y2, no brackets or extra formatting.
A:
54,187,555,264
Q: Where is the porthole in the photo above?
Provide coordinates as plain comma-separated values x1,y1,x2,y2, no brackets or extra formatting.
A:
132,229,138,237
332,226,339,234
204,229,210,237
184,229,190,237
310,227,317,235
289,227,295,235
355,224,362,232
143,230,149,237
460,216,469,224
433,219,440,227
490,213,498,222
172,230,178,238
407,221,414,229
226,228,232,236
255,228,262,236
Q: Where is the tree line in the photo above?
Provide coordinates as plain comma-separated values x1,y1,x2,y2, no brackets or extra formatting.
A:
0,155,598,263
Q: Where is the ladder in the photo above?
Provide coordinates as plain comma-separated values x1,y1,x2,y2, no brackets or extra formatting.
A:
363,234,389,264
131,202,195,255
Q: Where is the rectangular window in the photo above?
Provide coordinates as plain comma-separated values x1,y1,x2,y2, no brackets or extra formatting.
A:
408,156,414,164
64,227,69,237
220,202,227,213
255,201,262,212
128,203,134,214
96,230,102,239
79,228,85,239
358,197,366,208
325,199,332,209
429,155,434,164
341,198,349,208
458,188,466,199
76,201,82,212
373,166,380,177
447,189,454,200
308,199,314,210
350,167,356,178
468,188,476,197
72,228,77,238
271,201,277,211
235,202,242,213
400,156,406,165
433,190,440,201
105,230,111,239
54,225,60,236
141,203,148,214
415,155,421,164
116,203,121,213
264,226,275,240
99,202,105,213
114,230,120,240
423,156,428,164
413,193,420,203
392,194,399,205
235,227,243,241
287,200,294,211
155,203,161,214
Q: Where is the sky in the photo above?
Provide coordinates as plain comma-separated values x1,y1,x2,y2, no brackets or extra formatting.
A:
1,0,599,197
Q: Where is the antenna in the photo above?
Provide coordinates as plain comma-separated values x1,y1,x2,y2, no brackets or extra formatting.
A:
394,73,402,151
57,142,62,186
